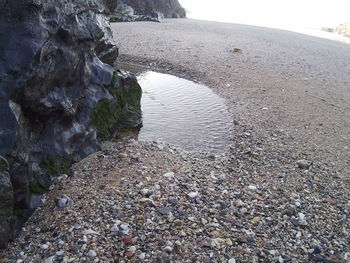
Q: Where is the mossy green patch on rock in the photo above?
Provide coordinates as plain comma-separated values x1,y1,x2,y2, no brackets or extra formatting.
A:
92,71,142,140
91,99,120,140
116,79,142,128
29,182,47,195
40,156,59,176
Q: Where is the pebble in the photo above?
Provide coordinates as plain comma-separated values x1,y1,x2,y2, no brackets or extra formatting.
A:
56,250,64,256
40,244,49,250
164,246,173,253
55,195,72,207
87,250,97,258
188,191,199,198
158,207,174,215
43,256,55,263
228,258,236,263
168,196,178,205
296,159,311,169
248,185,257,191
128,246,137,255
163,171,174,179
110,224,119,232
118,153,128,158
234,199,245,207
218,173,226,180
139,252,146,260
121,236,133,244
120,224,130,234
82,229,99,235
140,188,151,197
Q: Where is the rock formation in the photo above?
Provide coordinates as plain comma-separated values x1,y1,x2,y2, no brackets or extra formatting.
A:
115,0,186,20
335,23,350,37
0,0,142,248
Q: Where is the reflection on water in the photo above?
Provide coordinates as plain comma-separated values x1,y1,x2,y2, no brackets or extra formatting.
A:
135,71,231,153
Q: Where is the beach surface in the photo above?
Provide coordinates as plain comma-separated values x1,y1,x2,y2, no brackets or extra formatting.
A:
1,19,349,263
113,19,350,171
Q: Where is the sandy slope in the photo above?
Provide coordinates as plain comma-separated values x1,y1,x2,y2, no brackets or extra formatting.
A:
112,18,350,172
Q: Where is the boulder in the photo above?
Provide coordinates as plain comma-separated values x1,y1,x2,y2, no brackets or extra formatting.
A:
335,23,350,37
0,0,142,247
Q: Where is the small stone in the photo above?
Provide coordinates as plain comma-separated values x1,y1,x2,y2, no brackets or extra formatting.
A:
164,246,173,253
298,213,308,226
139,198,156,206
248,185,257,191
139,252,146,260
218,174,226,180
128,246,137,255
140,188,151,197
122,236,133,244
296,159,311,169
174,219,183,226
44,256,55,263
252,216,261,223
118,153,128,158
82,229,99,235
295,201,301,207
168,196,178,205
234,199,245,207
240,207,248,214
188,191,199,198
158,207,174,216
163,172,174,179
56,250,64,256
228,259,236,263
210,230,222,238
110,224,119,232
41,244,49,250
120,224,130,234
55,195,72,207
87,250,97,258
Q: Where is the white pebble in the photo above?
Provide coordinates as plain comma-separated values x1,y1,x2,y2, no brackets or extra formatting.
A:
218,174,226,180
188,191,199,198
248,185,257,191
87,250,97,258
40,244,49,250
228,258,236,263
163,172,174,179
139,252,146,260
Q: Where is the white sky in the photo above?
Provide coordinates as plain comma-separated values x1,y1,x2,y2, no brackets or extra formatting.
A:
179,0,350,30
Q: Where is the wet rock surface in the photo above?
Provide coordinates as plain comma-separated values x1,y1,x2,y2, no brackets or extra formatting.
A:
0,0,142,247
1,137,348,262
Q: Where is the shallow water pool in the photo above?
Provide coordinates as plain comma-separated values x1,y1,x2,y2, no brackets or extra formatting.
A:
136,71,231,153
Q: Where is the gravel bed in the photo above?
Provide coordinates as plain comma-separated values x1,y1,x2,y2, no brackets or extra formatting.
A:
1,133,349,262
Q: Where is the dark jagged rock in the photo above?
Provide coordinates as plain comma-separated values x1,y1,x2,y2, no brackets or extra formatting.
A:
112,0,186,22
110,14,160,23
0,0,142,248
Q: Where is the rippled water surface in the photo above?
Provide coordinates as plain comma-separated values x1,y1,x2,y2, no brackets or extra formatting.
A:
136,71,231,153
